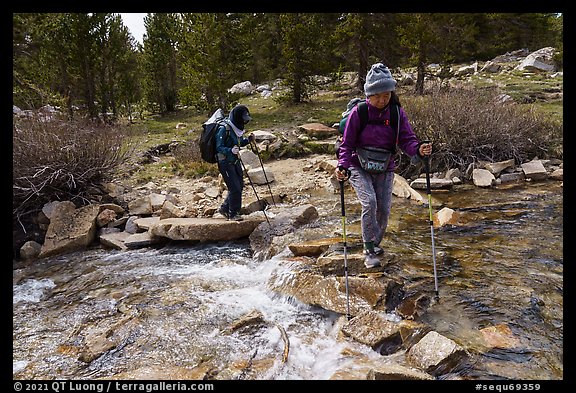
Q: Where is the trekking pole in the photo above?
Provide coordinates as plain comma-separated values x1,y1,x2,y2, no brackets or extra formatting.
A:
238,152,271,226
339,178,352,320
250,140,276,206
423,148,439,298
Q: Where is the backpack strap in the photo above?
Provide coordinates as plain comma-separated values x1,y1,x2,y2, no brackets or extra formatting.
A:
390,91,402,151
390,104,400,152
357,101,369,132
218,121,232,144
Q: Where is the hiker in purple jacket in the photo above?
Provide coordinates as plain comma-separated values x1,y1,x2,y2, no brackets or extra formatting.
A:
335,63,432,268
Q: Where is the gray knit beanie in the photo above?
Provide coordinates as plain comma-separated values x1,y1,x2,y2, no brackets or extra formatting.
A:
364,63,397,96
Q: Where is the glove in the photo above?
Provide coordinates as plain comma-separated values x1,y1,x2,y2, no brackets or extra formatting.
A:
336,166,351,181
231,145,240,155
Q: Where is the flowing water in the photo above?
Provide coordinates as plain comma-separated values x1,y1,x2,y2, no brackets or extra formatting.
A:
12,181,563,380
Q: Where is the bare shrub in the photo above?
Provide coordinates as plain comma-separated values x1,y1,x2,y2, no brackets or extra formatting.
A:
398,88,563,177
172,138,203,163
13,117,136,222
171,139,220,178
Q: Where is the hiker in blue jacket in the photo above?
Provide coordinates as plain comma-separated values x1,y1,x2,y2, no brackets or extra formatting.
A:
335,63,432,268
216,104,255,221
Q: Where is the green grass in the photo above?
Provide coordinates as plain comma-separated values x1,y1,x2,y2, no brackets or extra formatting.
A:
241,89,352,129
537,100,563,122
469,70,563,123
130,160,174,183
130,107,206,151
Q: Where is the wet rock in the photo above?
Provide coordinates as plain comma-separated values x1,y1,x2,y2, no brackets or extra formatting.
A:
393,174,426,202
341,310,402,352
225,357,276,380
328,343,434,380
317,244,399,277
395,293,432,320
224,310,267,334
110,364,216,380
433,207,462,227
79,333,116,363
406,331,469,376
268,261,403,317
249,204,319,258
368,363,434,380
398,319,430,348
288,237,340,257
479,323,521,349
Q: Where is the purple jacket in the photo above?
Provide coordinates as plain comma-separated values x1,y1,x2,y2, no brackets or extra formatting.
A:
337,98,421,172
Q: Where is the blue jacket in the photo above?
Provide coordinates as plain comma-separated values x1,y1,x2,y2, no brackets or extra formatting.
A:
215,123,250,164
337,98,421,171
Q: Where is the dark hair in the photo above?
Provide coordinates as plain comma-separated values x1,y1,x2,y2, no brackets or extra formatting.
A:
391,91,402,107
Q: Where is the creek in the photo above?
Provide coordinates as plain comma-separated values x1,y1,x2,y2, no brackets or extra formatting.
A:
13,181,563,380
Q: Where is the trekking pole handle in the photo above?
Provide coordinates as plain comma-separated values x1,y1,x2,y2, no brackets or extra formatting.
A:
421,140,432,195
337,166,351,181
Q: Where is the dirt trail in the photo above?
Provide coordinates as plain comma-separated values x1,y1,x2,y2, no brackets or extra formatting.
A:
260,154,336,195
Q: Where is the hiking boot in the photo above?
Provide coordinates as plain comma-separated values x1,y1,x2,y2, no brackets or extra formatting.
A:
218,207,230,219
364,246,384,256
228,214,244,222
364,252,381,268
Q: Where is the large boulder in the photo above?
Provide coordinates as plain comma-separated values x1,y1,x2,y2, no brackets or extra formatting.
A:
150,217,265,242
39,202,100,258
515,47,557,72
249,204,319,258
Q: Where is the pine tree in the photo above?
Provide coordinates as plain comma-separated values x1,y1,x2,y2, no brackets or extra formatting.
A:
141,13,181,113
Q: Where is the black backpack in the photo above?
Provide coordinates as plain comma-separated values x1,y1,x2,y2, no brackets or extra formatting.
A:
335,99,400,159
199,109,231,163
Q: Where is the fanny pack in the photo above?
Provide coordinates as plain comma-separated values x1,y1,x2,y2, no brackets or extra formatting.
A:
356,146,394,174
